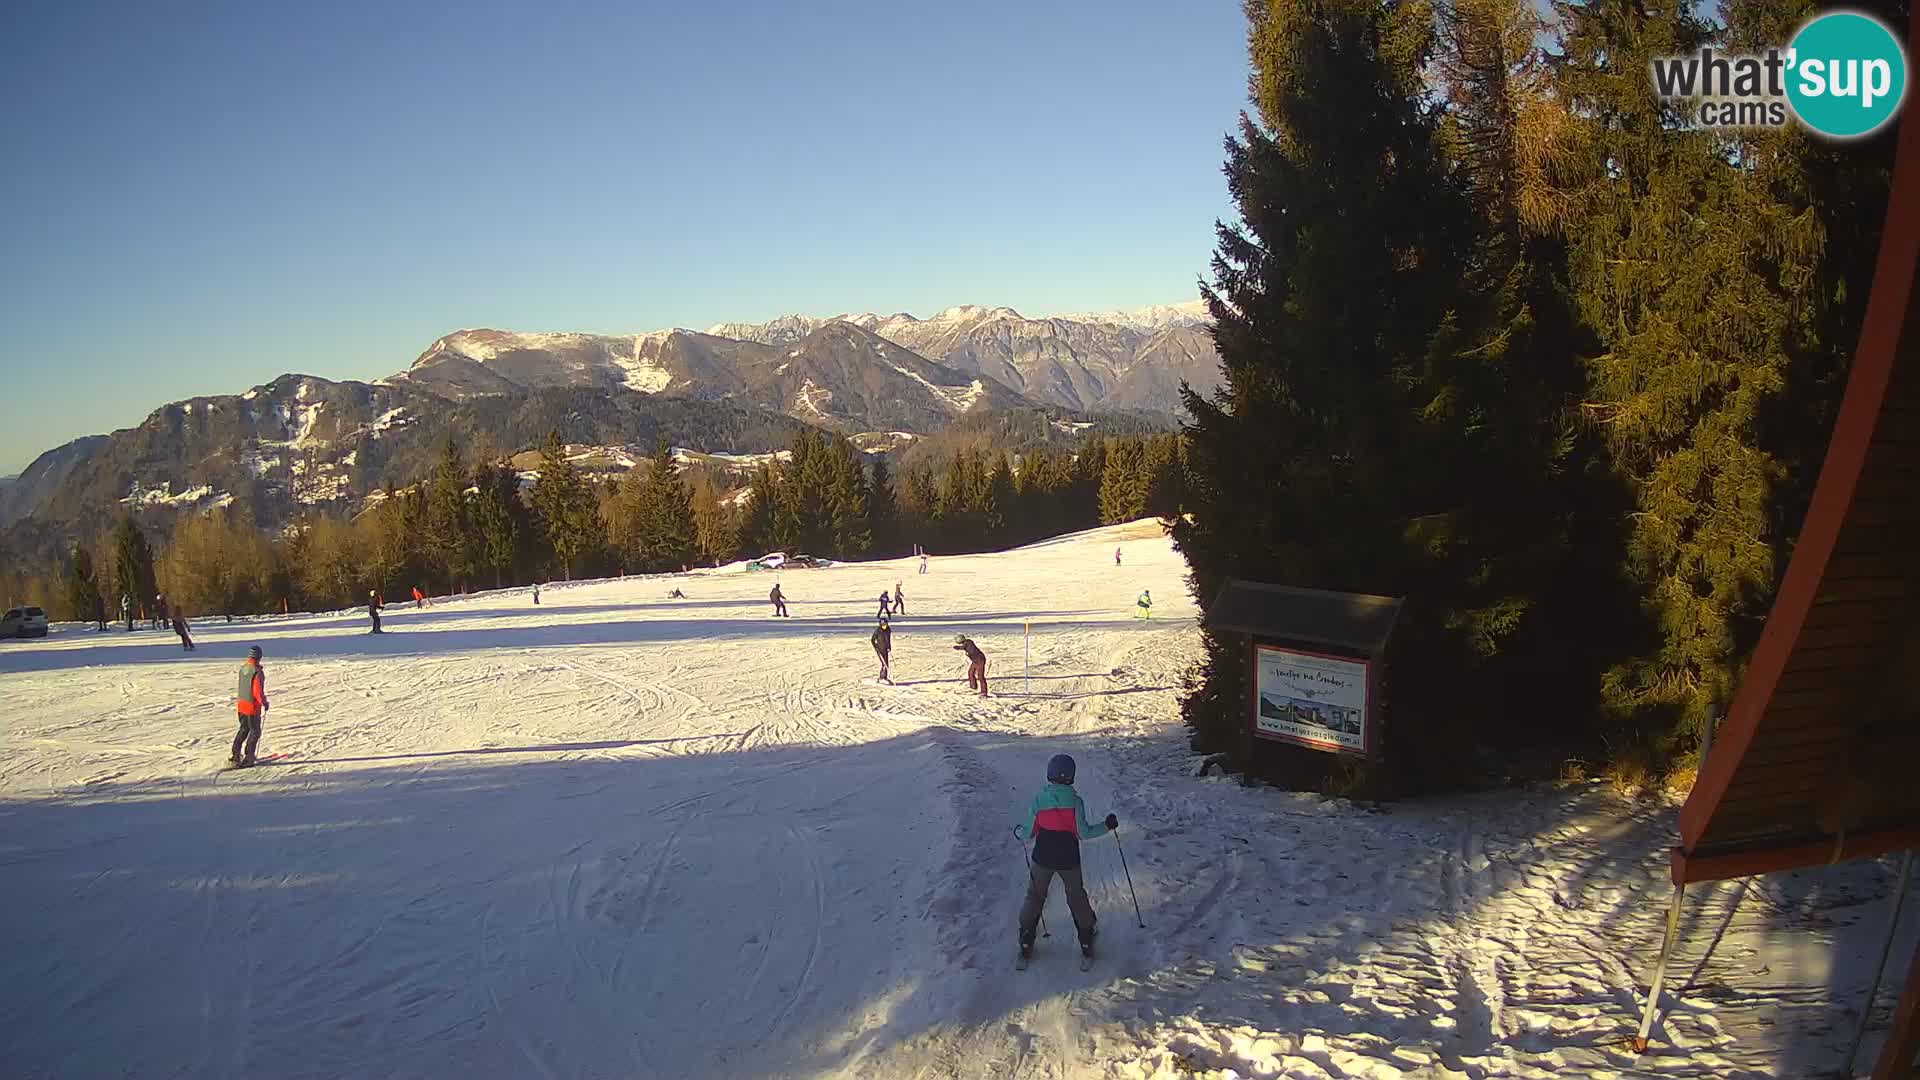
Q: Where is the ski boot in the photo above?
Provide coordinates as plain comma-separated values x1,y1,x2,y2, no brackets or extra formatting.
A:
1016,935,1035,970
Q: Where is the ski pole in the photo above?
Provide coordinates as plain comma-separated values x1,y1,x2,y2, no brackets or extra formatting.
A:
1113,828,1145,928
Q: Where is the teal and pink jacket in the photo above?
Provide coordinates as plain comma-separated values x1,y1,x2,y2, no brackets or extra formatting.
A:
1015,782,1110,869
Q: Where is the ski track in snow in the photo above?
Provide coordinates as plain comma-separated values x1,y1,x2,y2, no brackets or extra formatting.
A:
1,521,1914,1079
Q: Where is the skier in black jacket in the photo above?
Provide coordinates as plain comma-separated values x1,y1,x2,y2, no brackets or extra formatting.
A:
368,590,385,634
871,617,892,684
770,583,788,617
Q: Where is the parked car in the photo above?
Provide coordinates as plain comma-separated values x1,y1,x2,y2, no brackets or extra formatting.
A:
1,605,49,638
746,552,788,572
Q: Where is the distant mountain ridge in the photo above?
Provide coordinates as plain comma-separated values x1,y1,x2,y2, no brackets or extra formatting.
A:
1,299,1209,562
700,300,1217,414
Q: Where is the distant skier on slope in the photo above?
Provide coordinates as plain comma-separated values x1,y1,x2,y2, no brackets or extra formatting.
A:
666,588,686,600
770,582,789,618
1015,753,1118,968
953,634,988,697
893,582,905,615
412,586,425,609
170,603,195,651
871,616,892,684
919,554,928,575
152,592,166,630
121,593,132,632
532,582,542,605
231,645,269,766
367,590,385,634
877,590,893,619
1114,547,1121,567
1135,589,1152,620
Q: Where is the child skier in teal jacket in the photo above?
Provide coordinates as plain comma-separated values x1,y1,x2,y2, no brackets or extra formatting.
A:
1014,753,1118,961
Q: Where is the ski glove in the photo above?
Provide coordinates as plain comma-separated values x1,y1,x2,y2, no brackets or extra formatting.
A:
1104,813,1118,831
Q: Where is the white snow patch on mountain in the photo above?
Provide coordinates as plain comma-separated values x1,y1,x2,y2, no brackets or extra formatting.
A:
122,483,214,507
795,378,833,419
671,448,791,468
1049,299,1210,330
613,334,674,394
885,363,980,413
369,407,411,435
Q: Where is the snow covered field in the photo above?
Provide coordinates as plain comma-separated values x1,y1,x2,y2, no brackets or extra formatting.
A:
1,522,1912,1079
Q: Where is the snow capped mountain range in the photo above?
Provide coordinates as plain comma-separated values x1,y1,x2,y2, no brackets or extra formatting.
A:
0,300,1214,558
402,300,1219,419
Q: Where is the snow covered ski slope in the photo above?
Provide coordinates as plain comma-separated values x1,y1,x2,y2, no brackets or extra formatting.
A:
1,522,1912,1078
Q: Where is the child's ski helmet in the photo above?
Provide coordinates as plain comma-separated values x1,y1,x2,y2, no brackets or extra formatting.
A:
248,645,262,660
953,634,967,645
1047,753,1076,784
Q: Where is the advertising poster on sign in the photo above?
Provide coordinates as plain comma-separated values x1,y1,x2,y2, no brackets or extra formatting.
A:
1253,645,1369,753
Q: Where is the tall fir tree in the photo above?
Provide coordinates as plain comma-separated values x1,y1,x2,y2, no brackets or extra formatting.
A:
868,457,898,557
825,439,872,558
638,438,697,572
1554,0,1808,748
471,462,523,588
1099,439,1149,524
1719,0,1905,597
900,466,938,552
690,473,741,566
1172,0,1475,786
109,516,157,626
741,464,781,556
983,454,1016,543
66,544,102,626
530,429,599,580
425,435,475,592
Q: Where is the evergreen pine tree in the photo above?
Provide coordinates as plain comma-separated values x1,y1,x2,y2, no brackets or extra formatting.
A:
1171,0,1474,784
471,462,522,588
1073,439,1108,525
825,439,872,558
936,451,969,549
1099,439,1149,524
530,430,599,580
741,464,780,556
1554,0,1805,747
109,516,157,626
690,474,741,566
425,435,475,592
638,438,697,572
900,466,938,553
983,454,1016,544
66,544,102,626
868,457,898,557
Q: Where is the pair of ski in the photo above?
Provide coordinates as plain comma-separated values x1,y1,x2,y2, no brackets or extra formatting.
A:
221,753,291,771
1017,937,1095,971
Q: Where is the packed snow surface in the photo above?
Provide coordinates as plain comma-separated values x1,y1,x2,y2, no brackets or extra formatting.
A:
1,523,1911,1078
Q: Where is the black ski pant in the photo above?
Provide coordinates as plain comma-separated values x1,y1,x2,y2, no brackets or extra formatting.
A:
874,646,890,682
231,711,262,762
967,657,987,695
370,610,382,633
772,600,787,617
1020,862,1095,947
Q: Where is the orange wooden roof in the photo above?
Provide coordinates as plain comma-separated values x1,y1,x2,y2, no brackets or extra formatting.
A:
1673,15,1920,889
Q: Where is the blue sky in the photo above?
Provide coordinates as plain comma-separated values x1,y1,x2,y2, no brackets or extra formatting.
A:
0,1,1249,474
